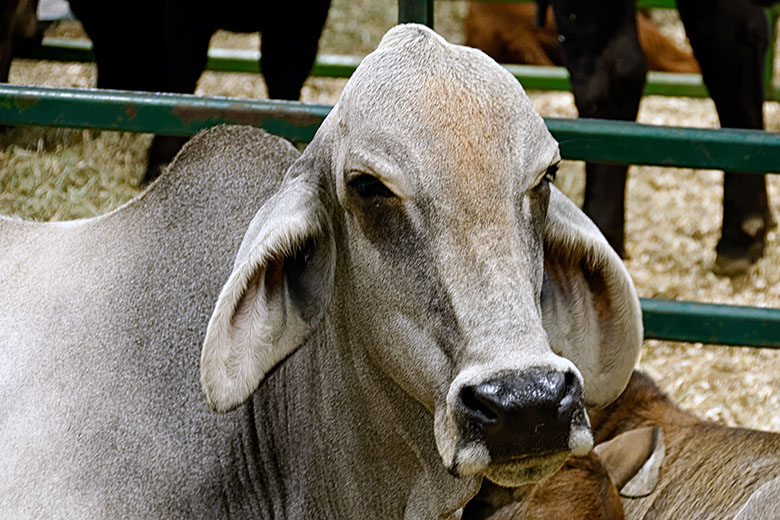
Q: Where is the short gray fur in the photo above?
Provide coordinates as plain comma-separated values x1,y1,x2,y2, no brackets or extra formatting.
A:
0,126,298,517
1,25,643,519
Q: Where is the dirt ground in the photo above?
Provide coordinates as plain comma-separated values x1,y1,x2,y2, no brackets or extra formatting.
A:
2,0,779,432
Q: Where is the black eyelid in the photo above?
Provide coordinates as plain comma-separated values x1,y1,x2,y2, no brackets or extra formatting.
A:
544,163,559,183
348,173,396,199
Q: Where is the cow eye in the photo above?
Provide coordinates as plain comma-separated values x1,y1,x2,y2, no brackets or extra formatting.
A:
348,173,396,199
543,163,558,184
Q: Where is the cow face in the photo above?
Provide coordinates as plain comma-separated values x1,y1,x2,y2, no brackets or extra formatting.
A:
200,24,642,488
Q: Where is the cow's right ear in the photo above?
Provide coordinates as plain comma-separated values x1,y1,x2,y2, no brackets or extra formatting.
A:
200,158,335,413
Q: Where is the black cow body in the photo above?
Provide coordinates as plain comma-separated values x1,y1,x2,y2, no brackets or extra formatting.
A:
542,0,775,274
1,0,43,83
68,0,331,183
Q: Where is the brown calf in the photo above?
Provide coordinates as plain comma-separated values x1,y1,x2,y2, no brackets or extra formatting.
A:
464,3,700,73
463,453,625,519
466,371,780,519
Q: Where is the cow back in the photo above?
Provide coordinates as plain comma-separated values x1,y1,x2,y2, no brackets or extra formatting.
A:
0,126,298,517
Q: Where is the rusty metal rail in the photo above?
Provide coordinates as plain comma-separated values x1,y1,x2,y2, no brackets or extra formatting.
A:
2,83,778,175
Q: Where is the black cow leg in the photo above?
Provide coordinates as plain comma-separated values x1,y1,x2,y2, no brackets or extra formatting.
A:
83,0,212,185
678,0,774,275
260,1,331,100
550,0,647,257
583,163,628,255
142,136,190,184
137,17,214,185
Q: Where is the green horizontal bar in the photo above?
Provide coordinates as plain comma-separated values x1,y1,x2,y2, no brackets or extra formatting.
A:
23,39,362,79
546,117,780,174
19,39,779,101
643,70,709,98
22,37,93,62
309,54,363,79
641,298,780,347
0,83,330,142
510,66,780,101
636,0,676,8
2,84,779,173
505,65,714,98
505,64,572,91
207,49,361,78
205,48,259,73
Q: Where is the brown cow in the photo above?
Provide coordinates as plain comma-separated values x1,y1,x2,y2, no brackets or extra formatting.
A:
465,3,699,73
465,371,780,519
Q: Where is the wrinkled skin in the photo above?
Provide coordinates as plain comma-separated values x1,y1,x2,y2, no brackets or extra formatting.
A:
541,0,775,274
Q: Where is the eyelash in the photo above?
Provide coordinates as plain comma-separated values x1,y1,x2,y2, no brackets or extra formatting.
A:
348,173,396,199
543,164,559,184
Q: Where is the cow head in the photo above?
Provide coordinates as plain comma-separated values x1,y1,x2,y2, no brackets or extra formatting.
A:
200,24,642,488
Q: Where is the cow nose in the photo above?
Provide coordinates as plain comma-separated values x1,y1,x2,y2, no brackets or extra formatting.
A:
458,369,583,460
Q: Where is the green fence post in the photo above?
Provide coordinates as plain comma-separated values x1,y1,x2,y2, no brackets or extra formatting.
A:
398,0,434,27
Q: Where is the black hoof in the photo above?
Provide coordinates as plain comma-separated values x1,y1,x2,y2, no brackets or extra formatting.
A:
713,215,769,276
712,253,757,277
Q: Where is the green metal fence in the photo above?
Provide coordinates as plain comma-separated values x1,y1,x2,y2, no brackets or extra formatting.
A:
3,83,778,173
19,0,780,101
2,2,780,348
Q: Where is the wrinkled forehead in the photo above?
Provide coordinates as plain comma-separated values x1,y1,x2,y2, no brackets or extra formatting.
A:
334,24,560,182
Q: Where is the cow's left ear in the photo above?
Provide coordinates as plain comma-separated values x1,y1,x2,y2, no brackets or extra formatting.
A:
200,156,336,413
541,186,643,407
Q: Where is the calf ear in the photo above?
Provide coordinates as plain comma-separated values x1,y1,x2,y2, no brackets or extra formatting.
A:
594,426,665,497
200,165,335,413
541,186,642,407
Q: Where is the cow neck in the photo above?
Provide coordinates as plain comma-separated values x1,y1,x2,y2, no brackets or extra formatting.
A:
243,311,478,519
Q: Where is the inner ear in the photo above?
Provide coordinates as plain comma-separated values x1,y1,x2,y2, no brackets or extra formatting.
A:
284,236,330,323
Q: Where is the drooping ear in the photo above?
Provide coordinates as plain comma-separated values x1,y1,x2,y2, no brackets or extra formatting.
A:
200,165,335,413
541,186,643,407
594,426,665,497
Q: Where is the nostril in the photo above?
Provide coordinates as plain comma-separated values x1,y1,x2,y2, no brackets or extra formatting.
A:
557,371,581,417
459,385,499,424
564,370,576,390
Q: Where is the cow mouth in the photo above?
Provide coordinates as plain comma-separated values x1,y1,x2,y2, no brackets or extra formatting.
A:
484,450,570,487
448,441,573,486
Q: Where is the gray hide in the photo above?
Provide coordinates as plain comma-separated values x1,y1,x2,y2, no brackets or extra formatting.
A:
1,24,642,519
0,126,299,517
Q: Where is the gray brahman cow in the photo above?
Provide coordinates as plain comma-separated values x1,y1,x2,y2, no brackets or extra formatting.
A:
0,24,642,518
